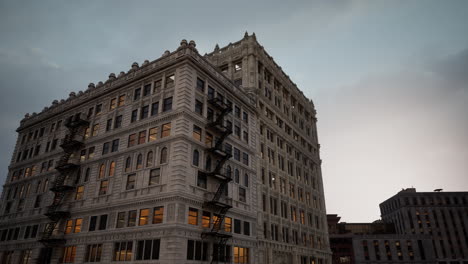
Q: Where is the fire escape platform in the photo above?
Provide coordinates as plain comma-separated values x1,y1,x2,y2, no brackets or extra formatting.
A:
60,140,84,151
55,163,80,173
201,231,232,239
203,200,233,210
50,185,75,193
65,119,89,129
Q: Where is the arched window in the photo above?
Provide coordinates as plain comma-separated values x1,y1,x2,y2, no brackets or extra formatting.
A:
205,156,212,171
244,173,249,187
193,150,200,166
146,151,154,167
84,168,91,182
136,154,143,169
125,157,132,172
99,164,106,179
43,179,49,193
226,166,232,179
235,169,240,183
109,161,116,177
160,147,168,164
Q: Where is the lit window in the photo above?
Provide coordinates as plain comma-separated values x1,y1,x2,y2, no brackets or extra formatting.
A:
110,98,117,110
225,217,232,232
153,206,164,224
85,244,102,262
92,124,99,136
161,123,171,138
193,125,202,141
74,218,82,233
138,130,146,144
109,161,115,177
233,246,249,264
202,211,211,228
99,164,105,179
139,209,149,225
75,186,84,200
118,95,125,106
99,180,108,195
149,127,158,141
128,133,136,147
113,241,133,261
188,208,198,225
65,220,73,234
62,246,77,263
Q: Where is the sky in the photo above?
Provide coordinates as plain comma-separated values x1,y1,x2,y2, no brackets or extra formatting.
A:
0,0,467,222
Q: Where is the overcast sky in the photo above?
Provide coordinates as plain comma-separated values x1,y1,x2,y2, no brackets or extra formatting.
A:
0,0,467,222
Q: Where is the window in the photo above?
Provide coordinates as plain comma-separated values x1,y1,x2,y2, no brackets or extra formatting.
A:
195,100,203,115
243,111,249,123
234,247,249,264
118,95,125,106
125,157,132,172
134,88,141,100
110,98,117,110
165,74,175,88
115,115,123,128
188,208,198,225
208,86,215,100
244,222,250,236
193,125,202,141
62,246,77,263
192,150,200,166
234,148,240,161
109,161,115,177
153,79,162,92
85,244,102,262
99,164,106,179
138,131,146,144
136,154,143,169
113,241,133,261
111,139,119,152
140,105,149,119
136,239,160,260
235,106,241,118
196,78,205,92
187,240,208,261
99,180,108,195
163,97,173,112
116,212,125,228
89,216,97,231
151,102,159,116
74,218,82,233
65,220,73,234
149,127,158,141
143,84,151,96
149,168,160,185
126,174,136,190
160,148,168,164
102,142,110,155
128,134,136,147
75,186,84,200
131,109,138,123
239,187,246,202
225,217,232,232
146,151,154,167
234,60,242,72
92,124,99,136
161,123,171,138
139,209,150,225
128,210,137,227
197,171,207,189
235,169,240,183
242,153,249,166
234,219,241,234
106,118,113,131
202,211,211,228
153,206,164,224
19,249,32,264
244,174,249,187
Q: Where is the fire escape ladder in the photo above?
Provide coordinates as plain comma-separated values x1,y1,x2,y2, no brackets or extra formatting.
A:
39,113,88,248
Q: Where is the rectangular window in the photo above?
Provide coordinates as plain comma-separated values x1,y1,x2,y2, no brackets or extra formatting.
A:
163,97,173,112
115,115,123,128
118,95,125,106
234,148,240,161
234,246,249,264
111,139,119,152
126,174,136,190
99,180,108,195
74,218,82,233
89,216,97,231
102,142,110,155
128,134,136,147
148,127,158,142
151,102,159,116
62,246,77,263
196,78,205,92
65,220,73,234
128,210,137,227
165,74,175,88
99,215,108,230
136,239,160,260
143,84,151,96
113,241,133,261
110,98,117,110
242,153,249,166
116,212,126,228
197,171,207,189
234,219,241,234
149,168,160,185
134,88,141,100
195,100,203,115
140,105,149,119
187,240,208,261
202,211,211,228
153,79,162,92
138,131,146,145
92,124,99,136
75,186,84,200
225,217,232,232
139,209,149,226
85,244,102,262
243,112,248,123
130,110,138,123
188,208,198,225
106,119,113,131
239,187,246,202
244,221,250,236
153,206,164,224
193,125,202,141
161,123,171,138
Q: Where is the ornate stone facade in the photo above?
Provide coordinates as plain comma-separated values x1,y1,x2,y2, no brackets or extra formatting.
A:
0,34,331,264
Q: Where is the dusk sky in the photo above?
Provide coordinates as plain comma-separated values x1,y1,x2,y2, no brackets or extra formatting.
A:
0,0,467,222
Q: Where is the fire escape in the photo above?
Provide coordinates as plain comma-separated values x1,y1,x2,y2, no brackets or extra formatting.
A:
38,113,88,262
200,97,233,264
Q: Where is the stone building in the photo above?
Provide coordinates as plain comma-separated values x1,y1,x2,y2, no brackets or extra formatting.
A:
327,214,436,264
380,188,468,264
0,33,331,264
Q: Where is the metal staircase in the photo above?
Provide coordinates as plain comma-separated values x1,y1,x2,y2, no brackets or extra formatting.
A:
201,97,233,264
38,113,88,263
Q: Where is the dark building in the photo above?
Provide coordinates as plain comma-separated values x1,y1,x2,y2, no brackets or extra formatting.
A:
380,188,468,264
327,214,436,264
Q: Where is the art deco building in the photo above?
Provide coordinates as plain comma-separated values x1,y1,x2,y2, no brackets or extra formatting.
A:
380,188,468,264
0,33,331,264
